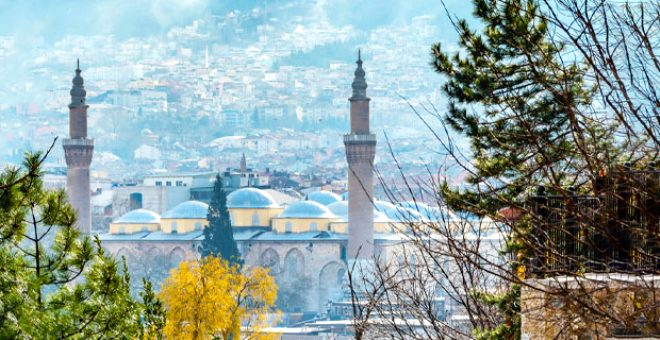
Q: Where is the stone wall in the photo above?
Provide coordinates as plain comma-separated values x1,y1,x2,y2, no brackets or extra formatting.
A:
242,240,347,312
521,274,660,339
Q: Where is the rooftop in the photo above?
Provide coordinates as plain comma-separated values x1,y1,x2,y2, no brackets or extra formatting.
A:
278,200,338,219
227,187,280,209
162,200,209,219
114,209,161,224
306,190,342,206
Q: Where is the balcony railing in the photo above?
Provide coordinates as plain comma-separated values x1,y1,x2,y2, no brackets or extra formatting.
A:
62,138,94,147
343,134,376,143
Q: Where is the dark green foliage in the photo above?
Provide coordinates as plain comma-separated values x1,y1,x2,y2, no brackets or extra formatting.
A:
0,149,157,338
200,174,243,266
473,285,521,340
432,0,605,215
139,277,167,339
429,0,608,338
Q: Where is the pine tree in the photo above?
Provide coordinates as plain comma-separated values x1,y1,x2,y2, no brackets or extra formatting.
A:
139,277,167,339
0,149,141,337
432,0,604,214
199,174,242,266
429,0,604,338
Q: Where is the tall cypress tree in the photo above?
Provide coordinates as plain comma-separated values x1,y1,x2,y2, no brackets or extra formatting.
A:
199,174,242,266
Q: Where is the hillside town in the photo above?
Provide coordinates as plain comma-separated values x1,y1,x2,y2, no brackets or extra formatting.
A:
0,0,657,339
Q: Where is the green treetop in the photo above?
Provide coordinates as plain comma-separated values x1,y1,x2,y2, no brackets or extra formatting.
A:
0,149,141,338
199,174,243,266
432,0,611,215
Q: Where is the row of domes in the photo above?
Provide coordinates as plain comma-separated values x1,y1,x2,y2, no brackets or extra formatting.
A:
114,188,459,224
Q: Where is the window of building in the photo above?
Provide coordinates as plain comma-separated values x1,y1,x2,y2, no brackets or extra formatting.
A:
194,222,202,231
166,181,171,186
175,180,183,186
155,181,162,186
129,193,143,210
285,222,293,233
171,221,178,234
118,225,126,234
141,225,148,232
340,245,347,261
310,222,318,231
252,213,260,226
337,268,346,286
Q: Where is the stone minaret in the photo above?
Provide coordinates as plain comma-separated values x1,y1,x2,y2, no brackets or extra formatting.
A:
344,50,376,259
240,152,247,173
63,60,94,234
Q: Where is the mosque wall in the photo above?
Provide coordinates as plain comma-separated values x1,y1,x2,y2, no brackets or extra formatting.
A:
229,207,284,227
271,217,339,233
160,217,207,234
242,240,347,312
109,221,160,234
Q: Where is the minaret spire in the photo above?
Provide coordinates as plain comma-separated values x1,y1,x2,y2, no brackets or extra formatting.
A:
240,152,247,173
351,50,367,100
70,59,87,109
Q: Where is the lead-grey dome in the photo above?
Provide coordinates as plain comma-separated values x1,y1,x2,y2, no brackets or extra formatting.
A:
375,201,425,222
115,209,161,224
307,190,342,206
397,201,458,222
327,201,391,222
279,201,337,218
162,201,209,219
227,188,279,208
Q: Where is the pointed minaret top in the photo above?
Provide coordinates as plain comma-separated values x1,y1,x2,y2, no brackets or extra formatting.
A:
351,49,367,100
69,59,87,108
240,152,247,173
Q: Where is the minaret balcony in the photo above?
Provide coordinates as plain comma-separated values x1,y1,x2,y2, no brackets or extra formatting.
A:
343,134,376,144
62,138,94,147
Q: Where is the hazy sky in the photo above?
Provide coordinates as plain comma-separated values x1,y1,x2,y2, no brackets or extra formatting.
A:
0,0,472,41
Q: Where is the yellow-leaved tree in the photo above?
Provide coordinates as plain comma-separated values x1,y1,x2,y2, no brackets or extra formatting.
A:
160,257,279,340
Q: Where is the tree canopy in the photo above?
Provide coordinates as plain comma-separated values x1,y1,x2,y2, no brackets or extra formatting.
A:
0,149,143,338
199,174,242,267
159,257,279,340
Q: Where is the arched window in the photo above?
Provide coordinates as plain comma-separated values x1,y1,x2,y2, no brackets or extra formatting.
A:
336,268,346,286
319,262,342,289
284,248,304,277
129,192,143,210
310,222,318,231
285,222,293,233
251,213,260,226
194,222,202,231
260,248,280,274
169,247,186,271
171,221,178,233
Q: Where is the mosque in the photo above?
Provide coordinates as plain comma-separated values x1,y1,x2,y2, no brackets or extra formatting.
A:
65,53,465,313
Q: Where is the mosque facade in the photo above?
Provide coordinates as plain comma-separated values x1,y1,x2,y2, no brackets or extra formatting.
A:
96,54,463,313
